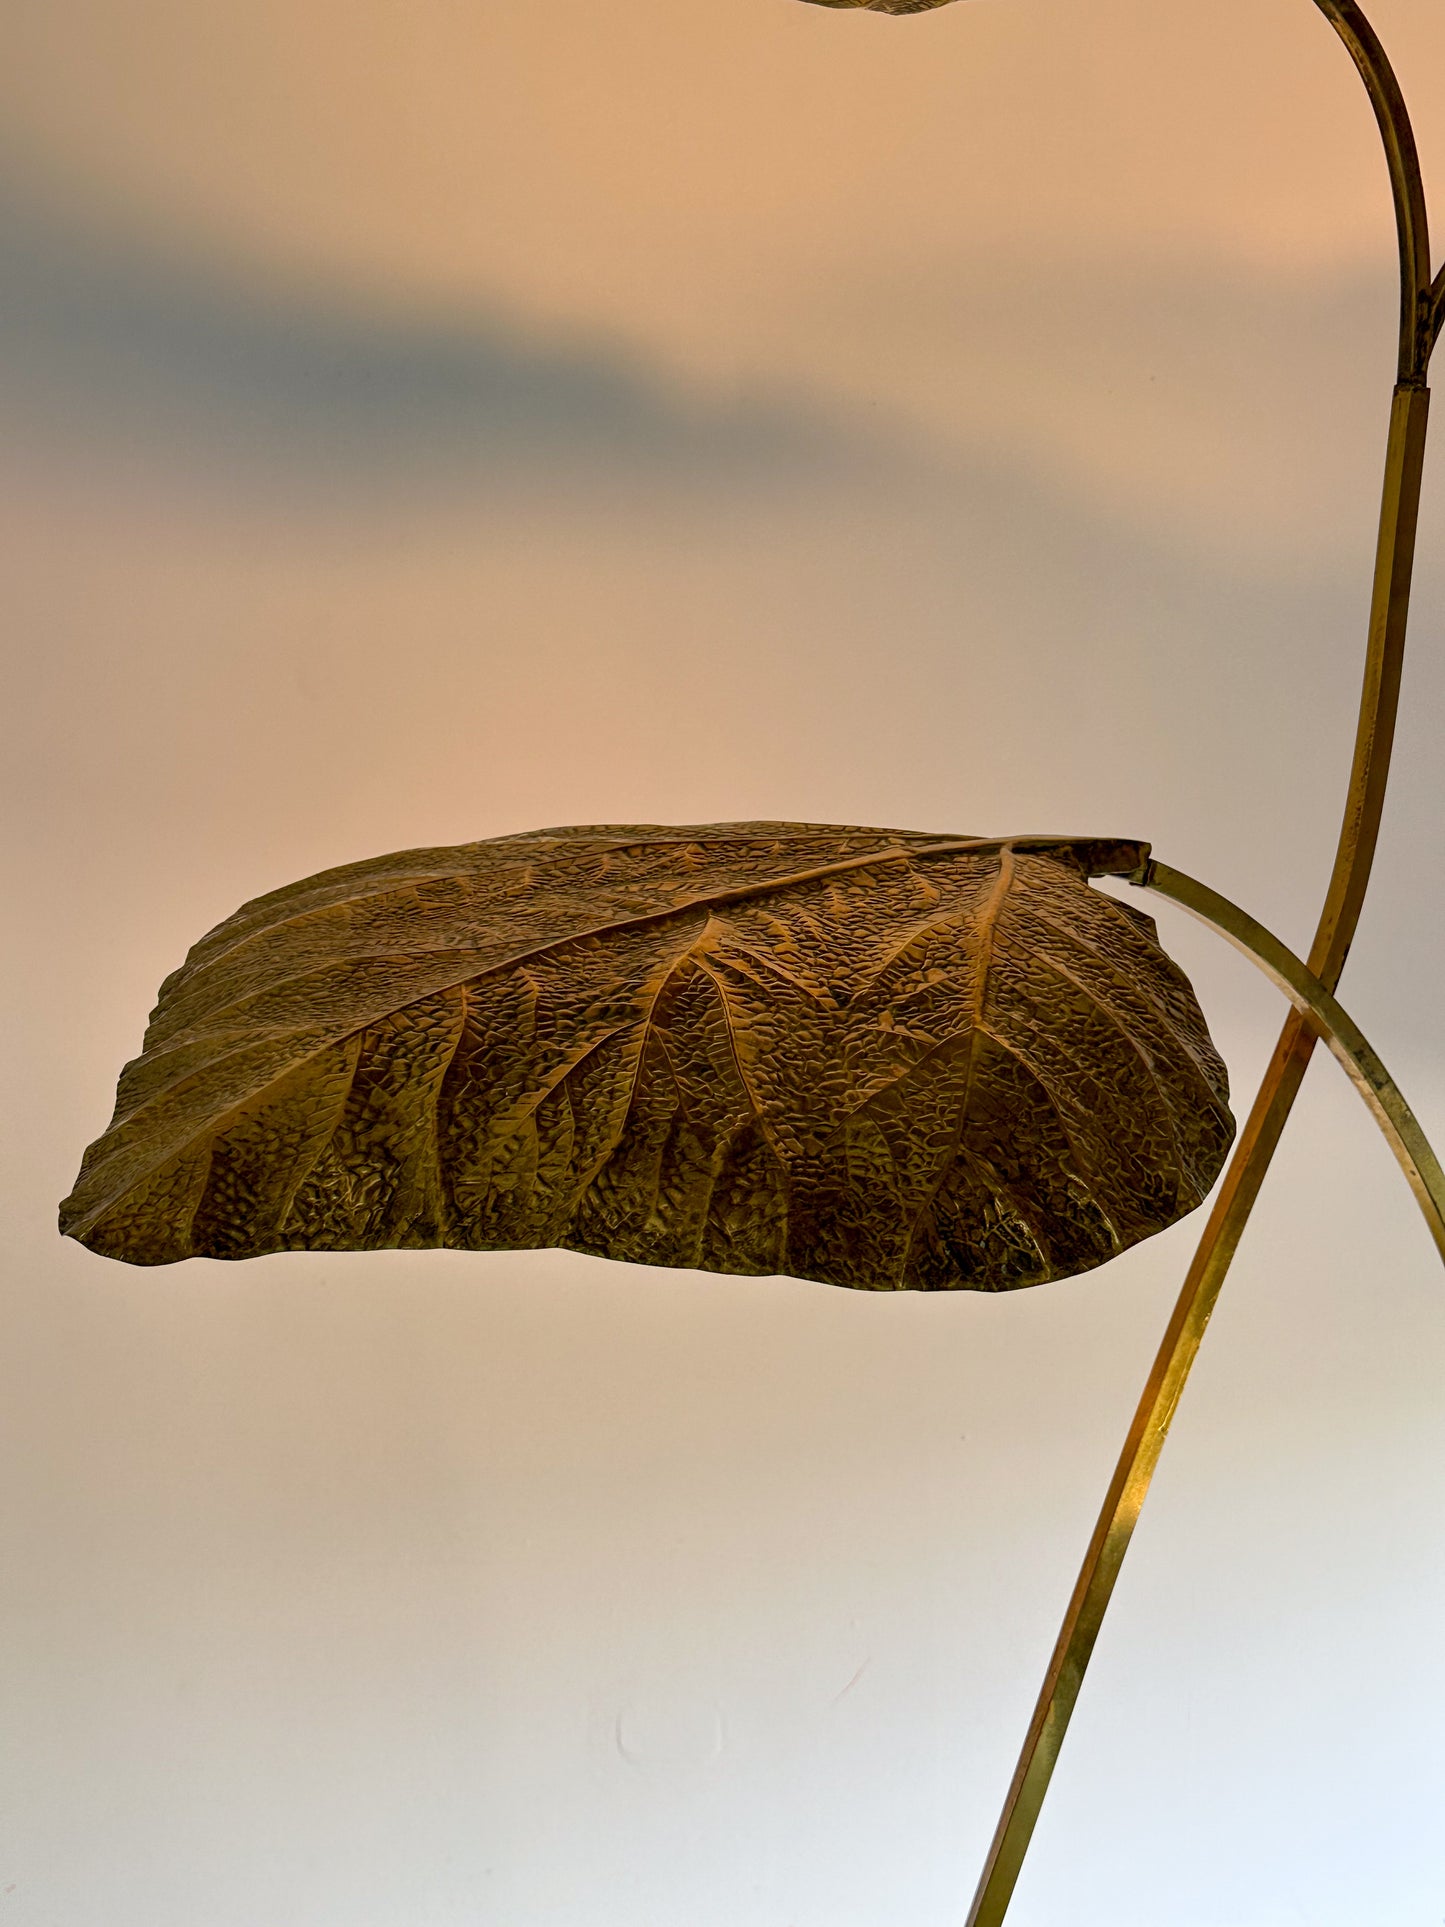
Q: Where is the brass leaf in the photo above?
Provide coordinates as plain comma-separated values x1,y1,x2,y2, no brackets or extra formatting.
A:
794,0,961,14
60,823,1234,1291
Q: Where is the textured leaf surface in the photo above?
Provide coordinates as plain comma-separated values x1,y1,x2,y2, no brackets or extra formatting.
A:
61,823,1234,1290
797,0,959,15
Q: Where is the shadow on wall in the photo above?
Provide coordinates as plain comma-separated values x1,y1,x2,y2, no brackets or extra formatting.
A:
0,168,1401,535
0,174,891,491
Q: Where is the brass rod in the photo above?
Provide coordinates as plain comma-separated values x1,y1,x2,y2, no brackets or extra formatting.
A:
1141,861,1445,1260
966,386,1432,1927
1309,382,1431,982
1314,1,1432,382
962,1012,1316,1927
964,4,1436,1916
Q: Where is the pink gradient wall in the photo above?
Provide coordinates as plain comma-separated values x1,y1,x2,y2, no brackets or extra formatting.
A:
4,2,1444,1922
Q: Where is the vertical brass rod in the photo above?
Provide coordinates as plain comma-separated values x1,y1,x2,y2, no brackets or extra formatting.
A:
1307,383,1432,984
963,2,1436,1899
967,381,1431,1927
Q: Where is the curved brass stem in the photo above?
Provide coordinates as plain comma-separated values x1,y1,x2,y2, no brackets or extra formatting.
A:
1313,0,1432,383
964,7,1437,1924
1142,861,1445,1259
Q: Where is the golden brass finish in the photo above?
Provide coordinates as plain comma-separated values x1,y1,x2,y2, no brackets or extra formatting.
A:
60,826,1235,1291
1312,384,1432,978
963,7,1437,1921
1142,861,1445,1257
1314,2,1433,383
798,0,958,13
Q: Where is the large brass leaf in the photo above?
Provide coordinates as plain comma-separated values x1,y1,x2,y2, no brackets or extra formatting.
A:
60,824,1234,1290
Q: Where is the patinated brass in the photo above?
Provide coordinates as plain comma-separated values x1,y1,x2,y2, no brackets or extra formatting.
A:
800,0,957,13
60,827,1234,1289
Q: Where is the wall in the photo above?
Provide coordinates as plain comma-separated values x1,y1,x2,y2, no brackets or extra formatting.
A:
4,2,1445,1921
